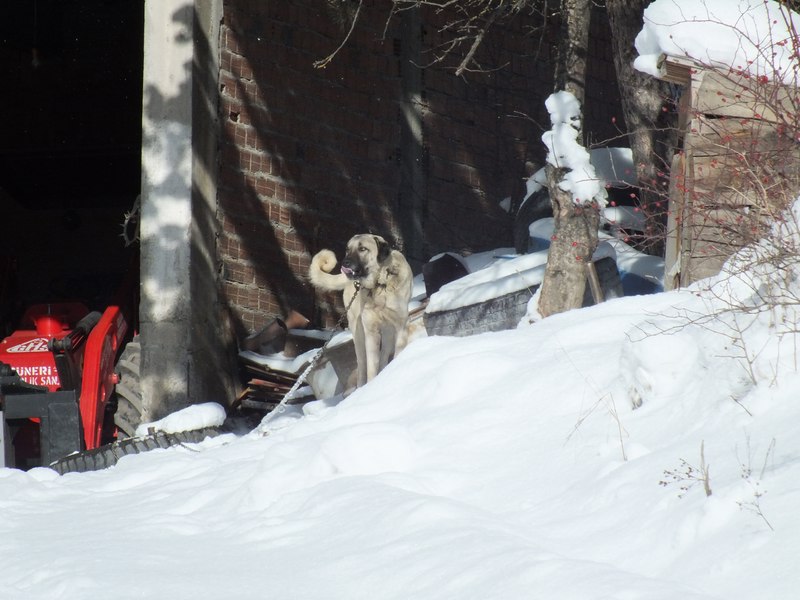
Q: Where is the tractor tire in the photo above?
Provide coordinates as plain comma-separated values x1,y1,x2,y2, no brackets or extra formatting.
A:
113,336,144,439
49,426,226,475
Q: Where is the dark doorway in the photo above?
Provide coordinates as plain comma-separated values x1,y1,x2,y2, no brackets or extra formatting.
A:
0,0,144,319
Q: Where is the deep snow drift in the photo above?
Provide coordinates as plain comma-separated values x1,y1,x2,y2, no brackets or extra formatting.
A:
3,1,800,597
2,217,800,598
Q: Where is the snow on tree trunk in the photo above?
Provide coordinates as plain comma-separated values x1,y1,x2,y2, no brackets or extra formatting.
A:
538,91,606,318
537,0,601,318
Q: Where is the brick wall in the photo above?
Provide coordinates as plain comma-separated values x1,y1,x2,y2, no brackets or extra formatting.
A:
218,0,623,334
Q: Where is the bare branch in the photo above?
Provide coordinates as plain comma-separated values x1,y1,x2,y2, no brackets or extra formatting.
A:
314,0,364,69
454,5,503,76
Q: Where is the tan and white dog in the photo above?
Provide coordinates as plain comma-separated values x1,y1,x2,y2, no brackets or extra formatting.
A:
309,234,413,388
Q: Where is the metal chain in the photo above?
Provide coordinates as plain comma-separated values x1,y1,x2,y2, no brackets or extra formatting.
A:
259,281,361,428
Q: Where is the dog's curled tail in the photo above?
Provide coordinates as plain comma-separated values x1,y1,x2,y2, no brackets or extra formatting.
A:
309,249,348,291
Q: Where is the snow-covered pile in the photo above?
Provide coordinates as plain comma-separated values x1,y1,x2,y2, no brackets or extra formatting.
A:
134,402,227,437
424,238,630,314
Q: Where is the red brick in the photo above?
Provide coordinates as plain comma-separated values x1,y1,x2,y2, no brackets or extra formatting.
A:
218,0,621,328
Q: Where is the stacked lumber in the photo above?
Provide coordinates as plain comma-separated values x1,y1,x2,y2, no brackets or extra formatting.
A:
235,311,318,412
235,359,314,412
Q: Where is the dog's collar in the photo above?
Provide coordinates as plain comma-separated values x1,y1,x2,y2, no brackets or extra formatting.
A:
366,282,387,297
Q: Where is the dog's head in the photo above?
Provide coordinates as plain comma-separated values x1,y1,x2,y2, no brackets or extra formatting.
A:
340,234,391,283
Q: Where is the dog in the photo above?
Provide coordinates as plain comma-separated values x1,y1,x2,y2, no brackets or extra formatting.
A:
309,234,413,388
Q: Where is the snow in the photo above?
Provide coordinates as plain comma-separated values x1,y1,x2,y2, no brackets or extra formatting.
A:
634,0,800,85
588,147,637,188
425,250,547,313
3,4,800,599
423,213,662,315
522,147,634,209
425,239,624,314
541,91,607,207
134,402,227,437
5,206,800,599
240,344,331,375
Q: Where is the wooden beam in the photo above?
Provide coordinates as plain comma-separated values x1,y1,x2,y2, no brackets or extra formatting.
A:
658,55,699,86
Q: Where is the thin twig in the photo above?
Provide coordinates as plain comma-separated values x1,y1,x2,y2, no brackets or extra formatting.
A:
314,0,364,69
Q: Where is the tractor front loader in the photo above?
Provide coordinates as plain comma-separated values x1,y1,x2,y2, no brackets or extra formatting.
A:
0,291,135,470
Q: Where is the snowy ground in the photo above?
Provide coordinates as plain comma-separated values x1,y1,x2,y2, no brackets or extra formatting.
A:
2,235,800,598
3,2,799,598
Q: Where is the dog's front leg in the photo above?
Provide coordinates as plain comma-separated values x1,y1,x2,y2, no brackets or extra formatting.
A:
352,319,368,387
361,314,383,383
378,323,397,373
363,330,381,383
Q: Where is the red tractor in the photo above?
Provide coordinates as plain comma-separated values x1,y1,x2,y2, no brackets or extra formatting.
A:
0,279,138,470
0,204,225,473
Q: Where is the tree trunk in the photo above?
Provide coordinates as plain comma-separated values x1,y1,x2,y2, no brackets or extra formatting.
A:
553,0,591,105
606,0,679,253
538,167,601,317
538,0,598,318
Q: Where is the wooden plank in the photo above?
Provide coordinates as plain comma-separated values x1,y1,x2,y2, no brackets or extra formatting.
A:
248,378,291,391
695,70,756,119
664,154,683,290
685,252,729,283
695,69,797,123
687,113,797,155
658,55,698,86
663,56,800,287
687,142,800,204
684,116,764,154
689,207,755,245
242,363,297,383
660,56,800,139
690,155,744,192
686,216,741,253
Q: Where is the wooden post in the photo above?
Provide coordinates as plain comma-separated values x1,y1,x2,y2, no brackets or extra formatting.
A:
585,261,604,304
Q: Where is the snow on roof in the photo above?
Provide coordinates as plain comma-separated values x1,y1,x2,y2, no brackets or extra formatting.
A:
634,0,800,85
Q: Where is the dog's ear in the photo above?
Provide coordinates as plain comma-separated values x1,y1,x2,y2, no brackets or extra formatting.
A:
374,236,391,263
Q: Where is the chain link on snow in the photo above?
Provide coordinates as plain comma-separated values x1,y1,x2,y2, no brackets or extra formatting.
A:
258,281,361,432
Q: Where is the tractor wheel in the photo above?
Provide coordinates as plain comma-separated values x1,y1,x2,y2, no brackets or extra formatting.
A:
113,335,144,439
49,426,226,475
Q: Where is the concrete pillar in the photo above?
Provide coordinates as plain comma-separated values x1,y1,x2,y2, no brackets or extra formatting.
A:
139,0,235,422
